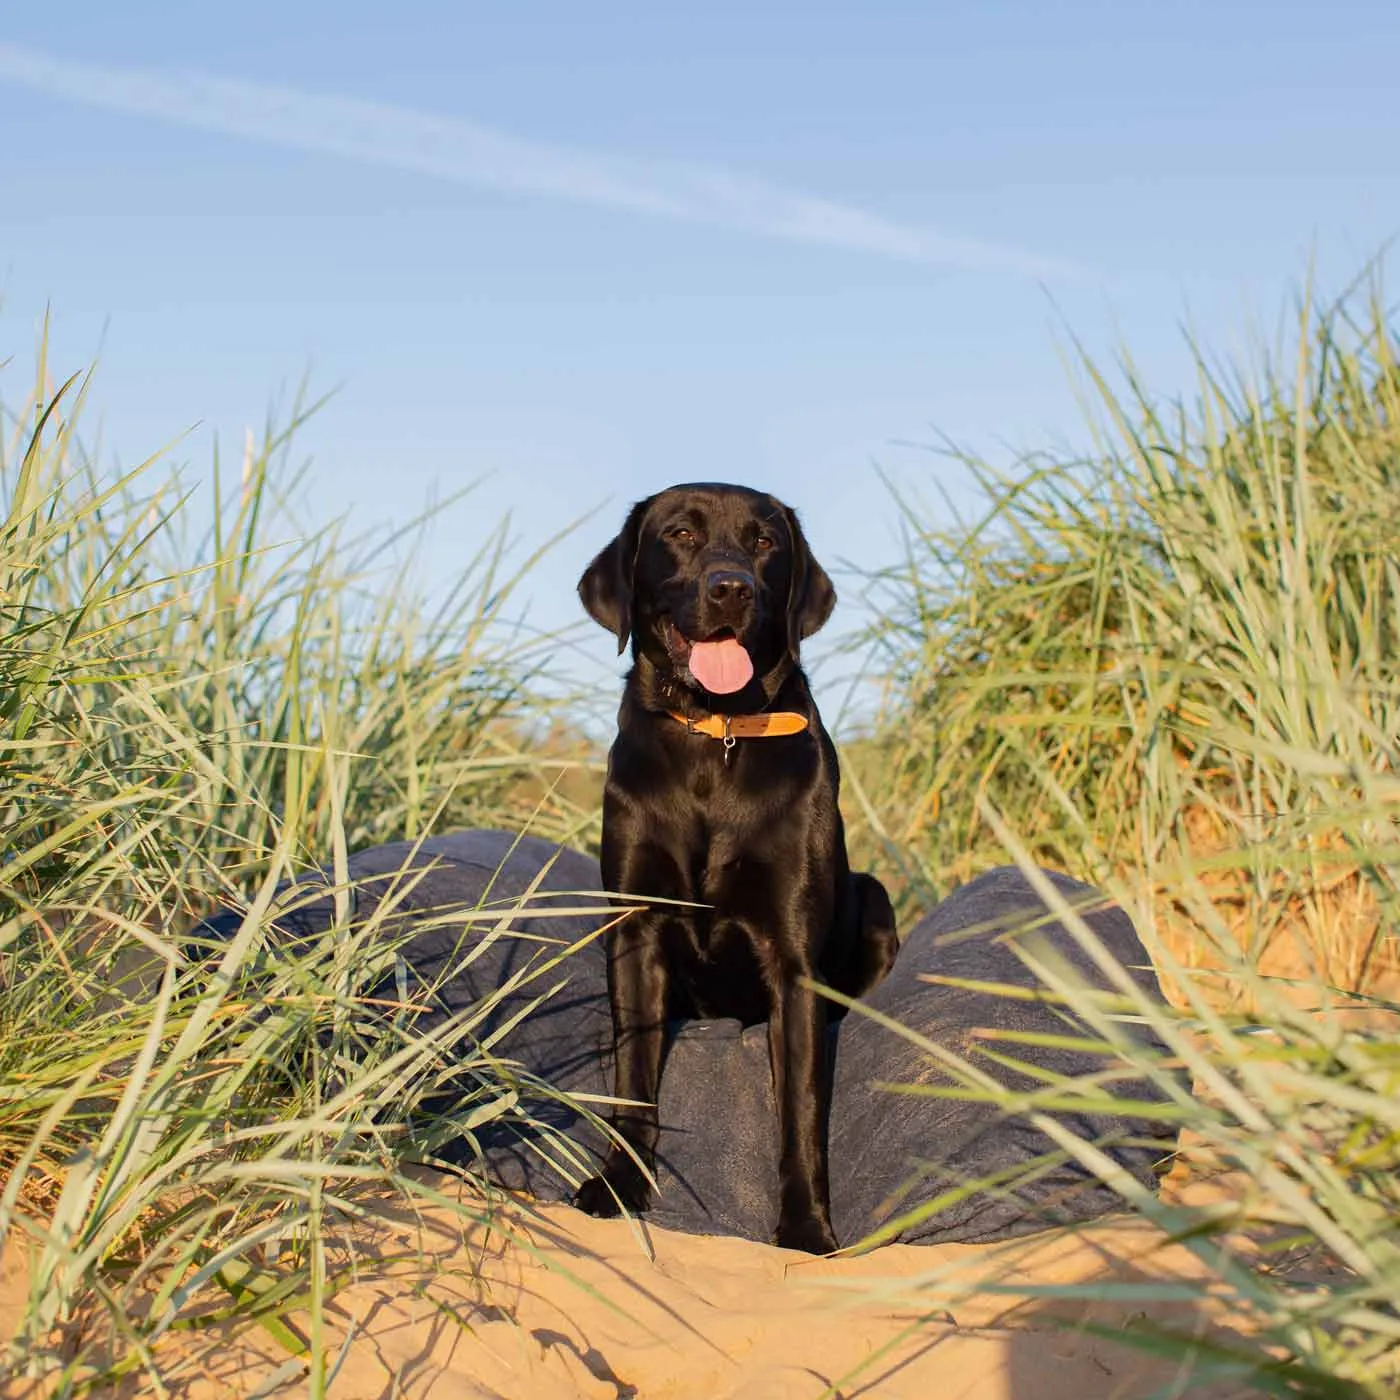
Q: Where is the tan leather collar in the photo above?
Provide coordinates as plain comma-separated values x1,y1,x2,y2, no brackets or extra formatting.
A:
667,709,810,741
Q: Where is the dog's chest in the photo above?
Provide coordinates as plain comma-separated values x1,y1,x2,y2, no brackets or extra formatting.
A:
674,741,818,826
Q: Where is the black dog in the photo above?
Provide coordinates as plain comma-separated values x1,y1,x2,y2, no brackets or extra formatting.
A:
573,482,898,1253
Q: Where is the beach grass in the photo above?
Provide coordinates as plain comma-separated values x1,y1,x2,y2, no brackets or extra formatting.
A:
1,340,607,1392
835,270,1400,1396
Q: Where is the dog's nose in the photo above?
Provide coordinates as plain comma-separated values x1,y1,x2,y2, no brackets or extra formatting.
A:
705,569,755,606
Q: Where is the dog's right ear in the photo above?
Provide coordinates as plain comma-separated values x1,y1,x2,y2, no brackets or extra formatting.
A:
577,498,650,654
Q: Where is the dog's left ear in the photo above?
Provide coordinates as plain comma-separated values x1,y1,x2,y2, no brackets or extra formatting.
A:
784,506,837,658
578,497,650,654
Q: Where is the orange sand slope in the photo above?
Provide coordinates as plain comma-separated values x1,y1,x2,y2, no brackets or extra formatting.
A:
3,1173,1290,1400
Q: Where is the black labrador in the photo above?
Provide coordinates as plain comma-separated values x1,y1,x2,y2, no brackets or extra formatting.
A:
573,482,899,1253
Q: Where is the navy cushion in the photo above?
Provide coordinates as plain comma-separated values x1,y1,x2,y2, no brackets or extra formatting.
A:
193,831,1180,1246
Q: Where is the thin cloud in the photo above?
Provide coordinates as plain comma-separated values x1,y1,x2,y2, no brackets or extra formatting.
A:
0,40,1082,279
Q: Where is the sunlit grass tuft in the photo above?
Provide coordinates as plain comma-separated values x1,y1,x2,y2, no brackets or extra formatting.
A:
848,274,1400,997
0,335,608,1392
835,270,1400,1397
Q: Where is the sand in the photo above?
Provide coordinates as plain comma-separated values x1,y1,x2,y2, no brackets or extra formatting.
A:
3,1166,1293,1400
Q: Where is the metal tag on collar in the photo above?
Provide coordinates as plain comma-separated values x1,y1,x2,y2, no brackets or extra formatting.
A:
722,715,736,764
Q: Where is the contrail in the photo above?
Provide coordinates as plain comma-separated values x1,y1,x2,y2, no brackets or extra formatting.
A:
0,40,1082,280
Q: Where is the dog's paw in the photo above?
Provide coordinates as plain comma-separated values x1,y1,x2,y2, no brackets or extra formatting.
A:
773,1214,839,1256
573,1167,650,1219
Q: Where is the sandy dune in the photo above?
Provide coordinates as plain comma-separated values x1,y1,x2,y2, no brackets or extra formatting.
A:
3,1167,1289,1400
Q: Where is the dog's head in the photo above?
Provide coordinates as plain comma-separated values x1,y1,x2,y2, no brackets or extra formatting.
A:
578,482,835,696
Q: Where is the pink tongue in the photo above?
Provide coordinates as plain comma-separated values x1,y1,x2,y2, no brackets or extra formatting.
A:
687,637,754,694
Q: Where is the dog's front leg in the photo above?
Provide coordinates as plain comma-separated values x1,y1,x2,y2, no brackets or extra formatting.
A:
574,915,668,1217
768,976,839,1254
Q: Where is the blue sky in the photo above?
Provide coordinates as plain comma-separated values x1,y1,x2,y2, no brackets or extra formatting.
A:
2,2,1397,722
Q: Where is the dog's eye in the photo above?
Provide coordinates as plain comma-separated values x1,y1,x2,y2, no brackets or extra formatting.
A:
754,533,774,552
666,526,695,545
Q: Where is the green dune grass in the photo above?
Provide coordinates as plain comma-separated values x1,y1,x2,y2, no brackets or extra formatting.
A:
1,341,608,1392
834,271,1400,1397
847,274,1399,998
